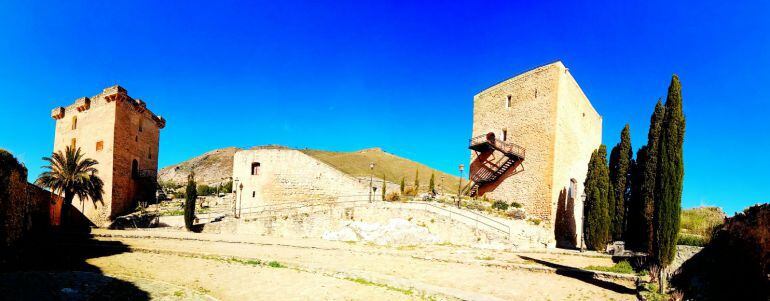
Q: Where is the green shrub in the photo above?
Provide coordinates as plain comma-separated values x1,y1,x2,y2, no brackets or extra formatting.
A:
267,261,285,268
491,200,509,211
677,233,708,247
585,260,634,274
510,202,522,208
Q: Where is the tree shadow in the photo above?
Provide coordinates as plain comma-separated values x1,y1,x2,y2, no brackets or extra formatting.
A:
554,188,577,249
517,255,636,295
0,232,150,300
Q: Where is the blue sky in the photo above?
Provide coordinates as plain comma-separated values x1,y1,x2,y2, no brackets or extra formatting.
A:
0,1,767,215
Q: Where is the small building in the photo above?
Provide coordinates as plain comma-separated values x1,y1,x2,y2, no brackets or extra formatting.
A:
232,147,371,212
468,61,602,248
50,85,165,227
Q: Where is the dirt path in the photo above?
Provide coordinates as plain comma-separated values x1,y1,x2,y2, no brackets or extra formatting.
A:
75,230,637,300
88,252,417,301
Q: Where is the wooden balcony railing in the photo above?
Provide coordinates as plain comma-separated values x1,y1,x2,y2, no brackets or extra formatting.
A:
468,133,526,159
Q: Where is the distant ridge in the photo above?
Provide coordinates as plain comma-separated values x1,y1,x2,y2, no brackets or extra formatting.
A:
159,146,462,193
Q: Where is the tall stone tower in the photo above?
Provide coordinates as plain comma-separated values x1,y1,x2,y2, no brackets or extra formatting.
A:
50,85,165,227
468,61,602,248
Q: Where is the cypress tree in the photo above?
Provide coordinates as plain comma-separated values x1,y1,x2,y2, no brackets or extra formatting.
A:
429,173,436,194
184,172,198,231
627,146,646,250
414,169,420,193
637,100,666,254
608,124,633,241
381,176,386,200
654,75,685,287
583,145,611,251
400,177,405,194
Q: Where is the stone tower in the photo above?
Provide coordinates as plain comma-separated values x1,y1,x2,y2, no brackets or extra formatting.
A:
50,85,165,227
468,61,602,248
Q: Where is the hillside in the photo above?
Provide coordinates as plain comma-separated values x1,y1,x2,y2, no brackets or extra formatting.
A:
680,206,726,237
158,146,462,193
302,148,462,193
158,147,240,186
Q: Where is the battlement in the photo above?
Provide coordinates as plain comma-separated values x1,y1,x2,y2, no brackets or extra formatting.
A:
50,85,166,129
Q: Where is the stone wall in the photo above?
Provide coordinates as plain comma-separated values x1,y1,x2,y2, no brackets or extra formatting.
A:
550,65,603,246
469,61,602,247
671,204,770,300
0,150,53,248
232,149,372,210
51,85,164,227
471,63,560,220
201,201,553,248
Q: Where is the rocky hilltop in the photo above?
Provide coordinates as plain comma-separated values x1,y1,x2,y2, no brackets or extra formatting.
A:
158,147,240,186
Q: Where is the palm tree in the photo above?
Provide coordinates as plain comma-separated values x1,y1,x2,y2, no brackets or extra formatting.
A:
36,146,104,227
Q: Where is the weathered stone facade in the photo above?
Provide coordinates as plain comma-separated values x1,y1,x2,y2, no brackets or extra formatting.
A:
232,148,372,211
50,85,165,227
469,62,602,246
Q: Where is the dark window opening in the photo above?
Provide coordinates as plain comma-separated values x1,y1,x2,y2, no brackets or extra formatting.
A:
71,116,77,130
568,178,578,200
96,141,104,151
252,191,256,198
502,129,508,141
131,159,139,179
506,95,512,108
251,162,261,175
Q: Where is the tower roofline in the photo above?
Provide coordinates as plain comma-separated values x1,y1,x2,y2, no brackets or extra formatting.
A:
475,60,565,96
51,85,166,129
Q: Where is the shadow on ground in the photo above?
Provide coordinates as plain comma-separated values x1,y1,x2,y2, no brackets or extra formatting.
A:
0,231,150,300
517,255,636,295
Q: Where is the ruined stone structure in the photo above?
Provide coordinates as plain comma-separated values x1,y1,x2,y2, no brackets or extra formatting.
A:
469,61,602,247
50,85,165,227
232,147,372,211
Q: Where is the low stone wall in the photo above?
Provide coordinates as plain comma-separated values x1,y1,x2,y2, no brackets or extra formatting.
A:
201,201,553,248
670,245,703,274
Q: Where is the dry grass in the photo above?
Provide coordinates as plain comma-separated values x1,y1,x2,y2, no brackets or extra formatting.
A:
680,206,725,241
302,148,461,193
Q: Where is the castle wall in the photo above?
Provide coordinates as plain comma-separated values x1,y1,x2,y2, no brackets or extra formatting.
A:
470,63,561,221
0,150,55,249
232,148,371,210
111,97,161,217
550,68,603,247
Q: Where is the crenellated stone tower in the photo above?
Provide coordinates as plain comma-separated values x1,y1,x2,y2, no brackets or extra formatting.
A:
51,85,165,227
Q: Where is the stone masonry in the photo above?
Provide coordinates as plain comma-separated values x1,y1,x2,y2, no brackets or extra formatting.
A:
51,85,165,227
232,148,372,211
469,61,602,246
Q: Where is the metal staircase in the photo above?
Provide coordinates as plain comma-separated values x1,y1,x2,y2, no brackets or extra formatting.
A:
467,132,525,197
